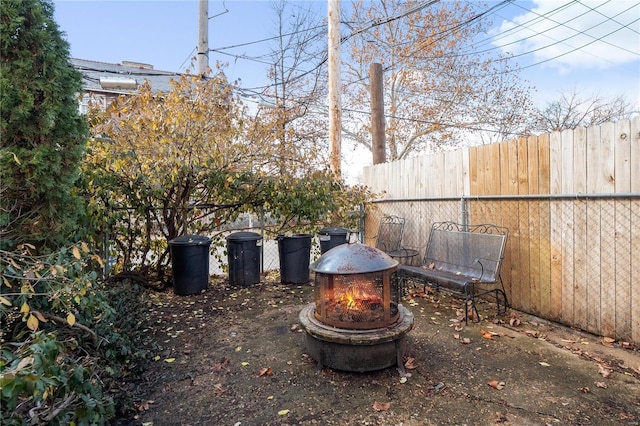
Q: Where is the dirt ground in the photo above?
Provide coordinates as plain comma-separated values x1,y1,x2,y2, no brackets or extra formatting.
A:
120,271,640,426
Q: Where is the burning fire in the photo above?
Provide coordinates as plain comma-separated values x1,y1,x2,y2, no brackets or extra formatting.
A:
337,278,382,311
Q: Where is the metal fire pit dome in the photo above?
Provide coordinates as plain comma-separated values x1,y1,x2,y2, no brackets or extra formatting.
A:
311,243,398,274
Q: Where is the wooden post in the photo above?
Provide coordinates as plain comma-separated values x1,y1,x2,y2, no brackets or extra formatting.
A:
370,63,386,164
197,0,209,76
328,0,341,178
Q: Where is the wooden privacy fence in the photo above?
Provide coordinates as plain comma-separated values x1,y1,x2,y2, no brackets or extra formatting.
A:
363,117,640,344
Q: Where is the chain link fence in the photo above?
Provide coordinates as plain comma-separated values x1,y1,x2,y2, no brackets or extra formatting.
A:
363,194,639,345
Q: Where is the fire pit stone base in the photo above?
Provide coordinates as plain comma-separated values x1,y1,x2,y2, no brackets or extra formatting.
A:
299,303,414,375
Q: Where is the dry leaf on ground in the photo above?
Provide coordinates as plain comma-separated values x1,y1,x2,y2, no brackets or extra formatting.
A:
487,380,505,390
598,364,612,378
373,401,391,412
404,357,418,370
257,367,272,377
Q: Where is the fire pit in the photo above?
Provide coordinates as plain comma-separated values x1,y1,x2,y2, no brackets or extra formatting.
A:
299,243,413,375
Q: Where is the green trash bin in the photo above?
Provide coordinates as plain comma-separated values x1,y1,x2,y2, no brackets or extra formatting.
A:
277,234,312,284
169,235,212,295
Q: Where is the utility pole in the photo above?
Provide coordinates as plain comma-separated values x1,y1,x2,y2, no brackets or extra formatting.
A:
370,63,386,164
328,0,341,178
197,0,209,76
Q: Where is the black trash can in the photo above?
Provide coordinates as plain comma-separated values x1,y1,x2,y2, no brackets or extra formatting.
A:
169,235,212,296
277,234,312,284
318,227,349,254
226,232,262,286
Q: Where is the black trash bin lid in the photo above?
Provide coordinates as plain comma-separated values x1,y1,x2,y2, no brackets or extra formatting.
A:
226,231,262,242
276,233,312,240
169,234,212,246
318,227,349,236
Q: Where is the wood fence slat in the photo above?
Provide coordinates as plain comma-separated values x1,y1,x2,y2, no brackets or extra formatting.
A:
587,123,616,193
574,126,587,194
600,198,616,337
528,136,540,194
600,122,616,193
550,131,563,194
560,199,574,325
560,129,574,193
528,136,545,315
573,199,588,331
538,133,551,194
614,199,632,340
586,200,602,335
486,143,501,195
506,139,519,195
469,146,480,196
430,152,448,196
462,148,470,196
631,199,639,344
502,200,520,310
615,120,632,193
517,137,532,312
631,116,640,193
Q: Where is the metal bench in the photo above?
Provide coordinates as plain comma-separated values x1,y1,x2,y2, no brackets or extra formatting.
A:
397,221,508,324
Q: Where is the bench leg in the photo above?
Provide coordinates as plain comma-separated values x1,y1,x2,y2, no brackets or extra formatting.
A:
495,288,508,315
464,297,480,325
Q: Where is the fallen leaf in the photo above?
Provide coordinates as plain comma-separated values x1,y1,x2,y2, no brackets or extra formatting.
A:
241,362,249,366
461,337,471,344
399,377,407,384
277,409,290,416
480,329,494,340
0,296,11,306
539,362,551,367
258,367,272,377
509,317,521,327
66,312,76,327
372,401,391,412
404,357,418,370
595,381,607,388
164,358,176,363
602,337,615,347
487,380,505,390
213,383,225,396
598,364,611,378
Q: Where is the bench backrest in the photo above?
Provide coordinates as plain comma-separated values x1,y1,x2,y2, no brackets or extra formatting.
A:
423,222,508,282
375,215,405,253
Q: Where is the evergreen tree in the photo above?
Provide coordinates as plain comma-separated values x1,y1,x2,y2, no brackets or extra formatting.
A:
0,0,88,250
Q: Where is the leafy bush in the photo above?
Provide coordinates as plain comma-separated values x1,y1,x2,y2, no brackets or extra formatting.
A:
0,244,146,425
84,72,374,277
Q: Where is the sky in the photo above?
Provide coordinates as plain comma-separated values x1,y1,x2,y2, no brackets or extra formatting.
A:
52,0,640,181
52,0,640,104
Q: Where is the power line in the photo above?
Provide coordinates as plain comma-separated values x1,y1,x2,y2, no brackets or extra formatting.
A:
342,107,529,137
